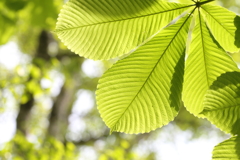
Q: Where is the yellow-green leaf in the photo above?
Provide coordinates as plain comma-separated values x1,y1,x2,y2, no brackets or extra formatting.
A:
183,9,238,116
202,71,240,135
201,4,240,53
55,0,194,60
212,136,240,160
96,14,192,133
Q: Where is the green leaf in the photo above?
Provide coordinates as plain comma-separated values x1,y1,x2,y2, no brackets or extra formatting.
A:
202,71,240,135
212,136,240,160
96,14,192,134
183,9,238,116
201,4,240,53
55,0,194,60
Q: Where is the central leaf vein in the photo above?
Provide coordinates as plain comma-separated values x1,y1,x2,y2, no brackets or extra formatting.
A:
198,9,210,87
201,7,234,37
55,5,194,32
111,7,197,130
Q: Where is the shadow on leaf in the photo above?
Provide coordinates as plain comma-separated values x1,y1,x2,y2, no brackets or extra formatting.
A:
234,16,240,48
211,71,240,136
208,71,240,91
170,52,185,112
212,136,240,159
202,71,240,135
236,136,240,159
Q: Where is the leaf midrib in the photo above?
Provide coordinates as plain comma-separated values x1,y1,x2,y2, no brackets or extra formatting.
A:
198,9,210,87
55,4,194,32
110,7,196,132
201,6,235,38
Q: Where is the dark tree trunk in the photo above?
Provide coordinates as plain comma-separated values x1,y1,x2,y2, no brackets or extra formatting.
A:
16,30,50,135
47,84,76,142
16,94,34,135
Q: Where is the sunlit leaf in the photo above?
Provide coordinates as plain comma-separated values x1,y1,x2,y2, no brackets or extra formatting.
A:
56,0,194,60
201,4,240,53
96,14,192,133
202,71,240,135
183,9,238,116
212,136,240,160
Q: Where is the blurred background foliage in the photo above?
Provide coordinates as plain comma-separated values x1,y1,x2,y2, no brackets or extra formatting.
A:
0,0,239,159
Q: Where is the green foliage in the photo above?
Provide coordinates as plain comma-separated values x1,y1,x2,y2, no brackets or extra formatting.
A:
182,10,238,116
25,0,61,29
0,1,16,45
55,0,193,60
4,0,28,11
202,71,240,135
99,140,137,160
97,15,191,133
212,136,240,160
0,132,78,160
0,0,62,46
201,4,240,52
56,0,240,158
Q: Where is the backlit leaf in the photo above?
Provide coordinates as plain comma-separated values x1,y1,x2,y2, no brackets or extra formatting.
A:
201,4,240,53
55,0,194,60
212,136,240,160
96,14,192,133
202,71,240,135
183,9,238,116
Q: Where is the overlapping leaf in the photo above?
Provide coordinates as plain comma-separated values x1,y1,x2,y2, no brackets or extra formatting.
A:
212,136,240,160
55,0,194,60
201,4,240,53
202,71,240,135
96,14,192,133
183,9,238,116
56,0,240,138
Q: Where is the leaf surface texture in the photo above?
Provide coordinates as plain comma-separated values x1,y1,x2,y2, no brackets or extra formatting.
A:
96,15,192,133
212,136,240,160
201,5,240,53
55,0,193,60
183,10,238,116
202,71,240,135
